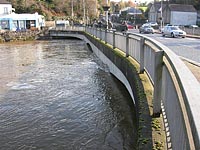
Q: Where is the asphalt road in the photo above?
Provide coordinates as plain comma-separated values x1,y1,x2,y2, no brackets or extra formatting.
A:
128,29,200,64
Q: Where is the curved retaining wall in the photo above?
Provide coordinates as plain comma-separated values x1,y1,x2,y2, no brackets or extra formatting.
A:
52,33,138,106
49,29,200,150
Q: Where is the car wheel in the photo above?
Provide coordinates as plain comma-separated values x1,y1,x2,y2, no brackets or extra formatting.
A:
162,33,165,37
171,32,175,38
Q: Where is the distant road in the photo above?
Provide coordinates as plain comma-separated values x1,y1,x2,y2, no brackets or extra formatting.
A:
127,29,200,64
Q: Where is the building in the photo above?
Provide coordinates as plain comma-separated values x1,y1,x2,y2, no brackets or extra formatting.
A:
163,4,197,25
0,12,45,31
148,2,167,23
0,0,13,15
0,0,45,31
170,0,194,5
148,2,197,26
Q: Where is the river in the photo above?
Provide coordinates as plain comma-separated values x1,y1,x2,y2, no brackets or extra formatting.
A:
0,39,137,150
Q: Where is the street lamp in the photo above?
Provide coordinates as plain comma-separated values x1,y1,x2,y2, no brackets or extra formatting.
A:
134,0,137,25
102,0,110,29
160,0,163,30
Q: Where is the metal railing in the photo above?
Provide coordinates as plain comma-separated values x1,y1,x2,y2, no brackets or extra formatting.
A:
50,26,200,150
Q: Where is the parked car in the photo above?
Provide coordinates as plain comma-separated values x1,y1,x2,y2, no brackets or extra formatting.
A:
139,25,155,34
162,25,186,38
120,21,134,30
145,22,158,27
125,22,134,30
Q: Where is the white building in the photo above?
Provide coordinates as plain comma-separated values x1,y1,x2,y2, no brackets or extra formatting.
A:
163,4,197,26
149,3,197,26
0,0,13,15
0,0,45,31
0,12,45,31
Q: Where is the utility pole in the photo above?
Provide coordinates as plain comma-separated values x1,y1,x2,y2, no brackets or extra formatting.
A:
160,0,163,30
134,0,137,25
106,0,108,29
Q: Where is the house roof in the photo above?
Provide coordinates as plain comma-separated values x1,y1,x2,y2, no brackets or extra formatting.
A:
0,0,11,4
120,7,142,15
169,4,196,12
150,2,168,12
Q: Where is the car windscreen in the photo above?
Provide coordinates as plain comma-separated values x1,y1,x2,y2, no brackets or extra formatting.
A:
170,27,179,30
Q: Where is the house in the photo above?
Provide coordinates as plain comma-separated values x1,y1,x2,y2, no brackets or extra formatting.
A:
0,0,45,31
0,12,45,31
0,0,13,15
149,2,197,26
163,4,197,25
120,7,142,16
148,2,168,24
120,7,142,22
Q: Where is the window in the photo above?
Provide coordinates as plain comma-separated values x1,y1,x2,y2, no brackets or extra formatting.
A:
4,7,8,14
0,20,9,29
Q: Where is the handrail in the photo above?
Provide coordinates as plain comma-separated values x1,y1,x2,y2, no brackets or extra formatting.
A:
49,26,200,150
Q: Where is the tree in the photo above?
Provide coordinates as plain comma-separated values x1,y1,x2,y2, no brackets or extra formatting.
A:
194,0,200,10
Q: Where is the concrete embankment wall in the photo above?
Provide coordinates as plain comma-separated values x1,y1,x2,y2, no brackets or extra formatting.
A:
49,31,164,149
83,33,139,109
58,33,141,109
82,33,154,149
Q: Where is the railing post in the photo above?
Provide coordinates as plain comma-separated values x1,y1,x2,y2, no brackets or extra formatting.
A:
100,28,102,41
93,27,95,37
140,37,145,73
126,33,129,57
153,50,164,117
113,31,115,49
105,29,107,44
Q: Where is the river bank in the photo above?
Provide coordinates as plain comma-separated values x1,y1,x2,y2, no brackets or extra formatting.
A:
0,30,44,42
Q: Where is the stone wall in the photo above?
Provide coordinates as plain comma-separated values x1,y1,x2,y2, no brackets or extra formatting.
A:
0,31,40,42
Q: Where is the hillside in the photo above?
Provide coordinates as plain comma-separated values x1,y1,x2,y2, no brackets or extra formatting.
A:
8,0,200,22
8,0,75,20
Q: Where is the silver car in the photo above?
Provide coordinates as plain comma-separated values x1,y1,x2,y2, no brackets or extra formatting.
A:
162,26,186,38
139,25,155,34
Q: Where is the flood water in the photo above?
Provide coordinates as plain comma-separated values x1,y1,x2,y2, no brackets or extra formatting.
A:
0,40,137,150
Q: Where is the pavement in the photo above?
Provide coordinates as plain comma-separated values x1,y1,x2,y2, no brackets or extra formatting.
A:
179,34,200,82
183,60,200,82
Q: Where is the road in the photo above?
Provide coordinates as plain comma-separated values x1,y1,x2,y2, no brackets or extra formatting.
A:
128,29,200,64
126,29,200,82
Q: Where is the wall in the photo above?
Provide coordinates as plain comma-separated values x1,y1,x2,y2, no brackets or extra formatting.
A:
0,4,12,15
171,11,197,25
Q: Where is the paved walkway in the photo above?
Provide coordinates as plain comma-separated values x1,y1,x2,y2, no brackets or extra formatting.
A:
183,60,200,82
182,34,200,82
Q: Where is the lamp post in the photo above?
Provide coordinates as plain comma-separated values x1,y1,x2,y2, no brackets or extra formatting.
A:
160,0,163,30
106,0,108,29
102,0,110,29
134,0,137,25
